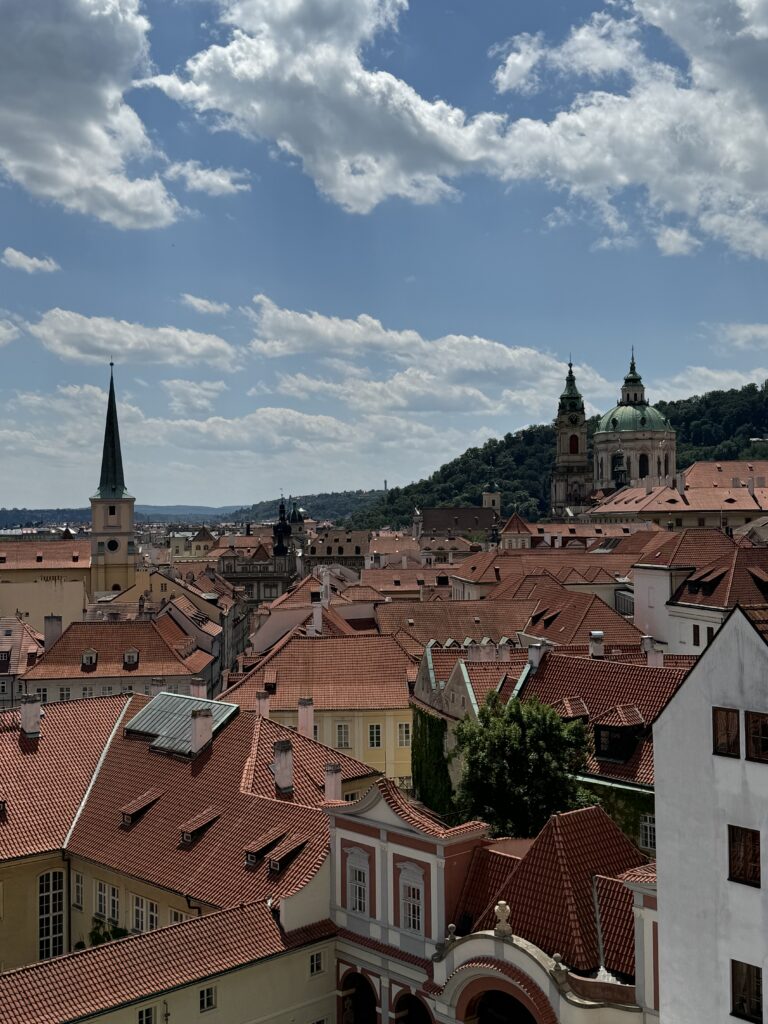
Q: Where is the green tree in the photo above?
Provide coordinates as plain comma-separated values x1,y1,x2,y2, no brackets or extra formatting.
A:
454,693,592,837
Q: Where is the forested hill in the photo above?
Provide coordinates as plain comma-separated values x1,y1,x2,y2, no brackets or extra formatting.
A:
343,379,768,530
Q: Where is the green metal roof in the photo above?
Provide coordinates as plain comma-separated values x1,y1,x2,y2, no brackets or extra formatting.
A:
596,403,671,434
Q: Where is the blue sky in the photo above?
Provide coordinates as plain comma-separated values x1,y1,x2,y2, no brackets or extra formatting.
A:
1,0,767,507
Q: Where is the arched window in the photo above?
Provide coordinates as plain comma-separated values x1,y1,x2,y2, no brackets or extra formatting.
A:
639,453,649,479
39,871,64,959
569,434,579,455
664,453,670,477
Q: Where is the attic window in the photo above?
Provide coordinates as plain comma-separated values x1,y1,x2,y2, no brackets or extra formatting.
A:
0,798,6,816
416,578,425,586
120,787,163,827
72,553,79,563
123,648,139,669
436,575,449,586
0,554,6,563
268,835,307,874
393,578,401,586
244,829,286,867
81,649,98,671
406,618,415,626
179,806,220,845
310,592,321,603
35,552,43,563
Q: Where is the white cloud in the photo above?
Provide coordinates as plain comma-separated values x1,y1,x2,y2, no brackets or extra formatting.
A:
164,160,250,196
655,226,702,255
652,365,768,400
716,323,768,349
161,379,228,415
26,308,241,369
0,0,179,229
1,247,60,274
180,293,231,315
0,319,20,346
145,0,768,256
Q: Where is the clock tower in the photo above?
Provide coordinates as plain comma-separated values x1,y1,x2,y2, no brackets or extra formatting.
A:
551,361,592,517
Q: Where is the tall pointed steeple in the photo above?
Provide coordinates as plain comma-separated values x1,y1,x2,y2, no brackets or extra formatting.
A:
95,363,130,499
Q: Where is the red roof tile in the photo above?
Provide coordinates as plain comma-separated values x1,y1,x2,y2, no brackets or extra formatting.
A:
596,874,636,976
0,616,43,676
0,539,91,570
376,600,537,644
671,546,768,609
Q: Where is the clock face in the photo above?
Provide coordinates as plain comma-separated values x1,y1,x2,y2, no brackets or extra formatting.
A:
569,414,579,425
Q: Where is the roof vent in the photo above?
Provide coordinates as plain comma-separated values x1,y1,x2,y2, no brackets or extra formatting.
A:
179,806,220,845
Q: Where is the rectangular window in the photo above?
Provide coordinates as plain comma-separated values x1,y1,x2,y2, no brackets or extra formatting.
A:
746,712,768,763
713,707,740,758
732,960,762,1022
101,685,113,696
368,723,381,748
692,623,701,647
639,814,656,851
347,860,368,915
313,723,318,741
138,1009,156,1024
336,723,350,748
729,825,761,887
58,687,70,701
398,722,411,747
109,885,120,923
310,951,324,975
35,687,48,703
707,625,715,644
38,871,64,960
73,872,83,909
170,909,191,924
82,686,93,698
402,882,423,933
131,894,157,932
199,986,216,1012
148,900,158,931
96,880,108,918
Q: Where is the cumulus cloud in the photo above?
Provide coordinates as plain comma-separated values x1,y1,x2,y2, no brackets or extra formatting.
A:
26,309,241,369
161,379,228,415
655,226,702,256
180,293,231,315
164,160,250,195
143,0,768,256
652,365,768,400
2,247,60,274
0,0,179,229
0,319,20,345
716,323,768,349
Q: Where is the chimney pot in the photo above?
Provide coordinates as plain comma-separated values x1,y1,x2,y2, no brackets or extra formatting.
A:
273,739,294,793
20,695,41,738
324,762,342,802
190,707,213,755
297,696,315,738
255,690,270,719
589,630,605,659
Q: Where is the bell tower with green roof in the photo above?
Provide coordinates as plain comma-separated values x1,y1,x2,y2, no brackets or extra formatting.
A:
551,361,592,517
90,365,137,594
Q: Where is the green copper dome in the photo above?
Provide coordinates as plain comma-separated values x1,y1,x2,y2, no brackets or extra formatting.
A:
596,403,670,434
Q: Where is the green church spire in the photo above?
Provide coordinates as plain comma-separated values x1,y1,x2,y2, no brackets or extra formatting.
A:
95,363,130,499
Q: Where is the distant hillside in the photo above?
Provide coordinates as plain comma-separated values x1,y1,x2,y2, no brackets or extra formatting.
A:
232,489,387,524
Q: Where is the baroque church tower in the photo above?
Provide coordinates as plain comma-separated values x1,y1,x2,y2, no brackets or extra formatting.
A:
551,362,591,516
90,365,137,593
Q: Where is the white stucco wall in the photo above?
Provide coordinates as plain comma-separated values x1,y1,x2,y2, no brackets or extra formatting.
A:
655,611,768,1023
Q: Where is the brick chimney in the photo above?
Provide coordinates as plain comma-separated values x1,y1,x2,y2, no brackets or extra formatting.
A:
190,678,207,700
20,695,41,738
43,615,62,651
255,690,270,718
589,630,605,659
191,708,213,755
273,739,293,794
324,762,342,802
298,696,314,738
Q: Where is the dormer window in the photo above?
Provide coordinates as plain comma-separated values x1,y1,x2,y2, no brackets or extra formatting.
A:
123,648,139,670
35,552,43,563
81,649,98,671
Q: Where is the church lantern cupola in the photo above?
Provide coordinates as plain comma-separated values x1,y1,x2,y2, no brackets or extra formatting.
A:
273,498,292,557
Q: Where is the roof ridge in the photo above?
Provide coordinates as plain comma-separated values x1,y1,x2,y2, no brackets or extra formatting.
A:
549,813,587,962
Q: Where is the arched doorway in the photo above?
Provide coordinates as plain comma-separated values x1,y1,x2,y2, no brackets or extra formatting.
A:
394,992,433,1024
465,989,536,1023
340,973,377,1023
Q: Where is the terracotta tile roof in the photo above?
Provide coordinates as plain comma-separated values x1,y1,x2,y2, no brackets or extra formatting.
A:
590,485,767,515
267,573,351,610
619,860,657,885
596,874,635,976
68,696,330,908
684,459,768,488
0,539,91,570
0,616,44,676
453,549,638,585
522,591,643,647
453,844,525,929
240,716,379,804
0,696,132,859
339,584,387,602
372,777,486,839
463,663,510,706
0,903,336,1024
469,806,646,971
360,567,453,591
23,620,204,681
419,506,497,534
634,527,736,568
167,594,222,636
375,600,538,644
368,534,420,555
221,634,415,712
670,546,768,609
594,704,645,727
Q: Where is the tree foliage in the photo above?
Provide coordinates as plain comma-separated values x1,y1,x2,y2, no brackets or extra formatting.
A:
454,693,593,838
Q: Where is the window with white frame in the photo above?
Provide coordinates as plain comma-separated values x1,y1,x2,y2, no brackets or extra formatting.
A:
82,686,93,698
336,722,350,748
313,723,319,741
137,1008,156,1024
309,951,324,975
170,908,191,924
38,871,64,960
73,872,83,909
109,885,120,923
199,986,216,1012
639,814,656,851
101,685,113,696
35,687,48,703
96,879,108,918
346,848,369,915
398,722,411,747
368,723,381,748
399,862,424,934
58,687,70,701
131,894,158,933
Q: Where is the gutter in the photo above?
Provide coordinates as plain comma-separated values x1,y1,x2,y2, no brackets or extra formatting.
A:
574,773,654,795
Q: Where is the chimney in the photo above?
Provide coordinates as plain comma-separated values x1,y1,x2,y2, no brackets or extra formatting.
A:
246,522,252,536
748,477,755,496
589,630,605,659
324,762,342,802
255,690,270,718
273,739,293,793
191,708,213,755
321,568,331,608
494,565,501,582
448,550,454,565
647,648,665,668
43,614,62,651
527,643,545,669
298,696,314,738
311,602,323,635
220,669,230,692
640,635,654,653
645,478,653,495
20,695,41,738
402,555,408,569
190,677,207,700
